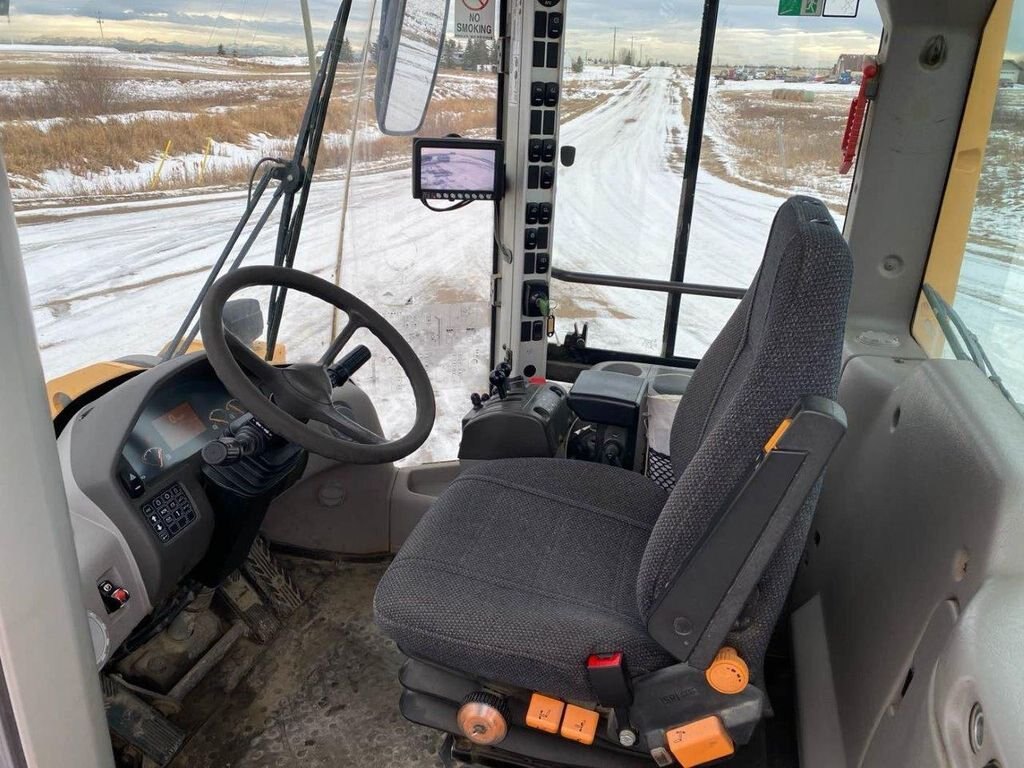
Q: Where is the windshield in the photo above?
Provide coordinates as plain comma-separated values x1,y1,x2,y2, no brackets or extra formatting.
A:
0,0,889,462
2,2,498,462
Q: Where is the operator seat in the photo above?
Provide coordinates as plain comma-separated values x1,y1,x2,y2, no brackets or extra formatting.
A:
374,196,852,756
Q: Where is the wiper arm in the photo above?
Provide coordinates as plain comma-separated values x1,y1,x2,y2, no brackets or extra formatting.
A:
922,283,1024,417
163,0,354,361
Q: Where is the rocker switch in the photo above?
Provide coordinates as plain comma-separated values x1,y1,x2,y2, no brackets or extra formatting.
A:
544,82,560,106
531,82,546,107
548,13,563,39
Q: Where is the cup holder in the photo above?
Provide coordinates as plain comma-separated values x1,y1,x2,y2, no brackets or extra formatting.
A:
602,362,645,377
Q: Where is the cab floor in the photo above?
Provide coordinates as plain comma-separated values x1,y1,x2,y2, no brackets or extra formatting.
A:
170,556,796,768
171,559,445,768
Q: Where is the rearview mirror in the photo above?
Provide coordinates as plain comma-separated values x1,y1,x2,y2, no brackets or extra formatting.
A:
222,298,264,346
375,0,450,136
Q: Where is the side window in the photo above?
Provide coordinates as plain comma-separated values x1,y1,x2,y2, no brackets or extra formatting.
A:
551,3,883,360
678,3,884,358
916,0,1023,414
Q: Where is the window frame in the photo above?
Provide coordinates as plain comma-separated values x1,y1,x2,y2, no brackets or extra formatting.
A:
545,0,875,369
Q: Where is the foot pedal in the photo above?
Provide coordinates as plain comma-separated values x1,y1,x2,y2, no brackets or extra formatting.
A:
241,534,304,617
219,572,280,643
103,676,185,767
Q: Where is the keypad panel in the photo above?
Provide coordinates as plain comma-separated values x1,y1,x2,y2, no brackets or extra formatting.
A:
140,483,197,544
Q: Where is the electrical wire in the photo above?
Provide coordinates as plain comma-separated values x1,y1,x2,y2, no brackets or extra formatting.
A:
420,198,472,212
247,156,286,206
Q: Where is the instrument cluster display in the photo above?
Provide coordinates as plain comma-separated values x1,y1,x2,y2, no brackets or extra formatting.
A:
122,375,244,484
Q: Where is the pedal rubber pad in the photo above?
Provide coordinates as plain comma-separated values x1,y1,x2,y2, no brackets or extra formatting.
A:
560,703,600,745
666,716,734,767
526,693,564,733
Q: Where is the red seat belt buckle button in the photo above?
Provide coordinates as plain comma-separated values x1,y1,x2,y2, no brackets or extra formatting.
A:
585,652,632,707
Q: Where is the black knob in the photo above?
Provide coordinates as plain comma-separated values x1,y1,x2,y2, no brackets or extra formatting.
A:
328,345,372,387
202,437,243,466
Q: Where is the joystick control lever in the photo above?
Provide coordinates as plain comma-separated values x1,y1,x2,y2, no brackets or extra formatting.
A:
489,361,513,401
203,414,274,466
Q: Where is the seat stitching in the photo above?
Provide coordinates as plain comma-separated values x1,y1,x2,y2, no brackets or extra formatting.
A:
377,614,583,677
387,556,645,624
449,474,657,531
378,614,668,681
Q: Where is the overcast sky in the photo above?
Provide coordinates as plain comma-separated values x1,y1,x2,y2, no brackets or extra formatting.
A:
2,0,1021,64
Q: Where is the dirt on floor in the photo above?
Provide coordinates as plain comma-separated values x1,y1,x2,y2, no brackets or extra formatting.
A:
171,558,445,768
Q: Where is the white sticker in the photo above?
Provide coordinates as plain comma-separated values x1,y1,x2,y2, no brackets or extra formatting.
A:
455,0,496,39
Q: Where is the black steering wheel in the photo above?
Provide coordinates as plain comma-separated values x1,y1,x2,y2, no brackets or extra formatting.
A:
200,266,435,465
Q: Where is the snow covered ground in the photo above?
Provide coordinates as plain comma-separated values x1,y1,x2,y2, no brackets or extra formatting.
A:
13,67,1023,464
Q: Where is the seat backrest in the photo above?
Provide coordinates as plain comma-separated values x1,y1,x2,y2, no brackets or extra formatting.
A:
637,195,852,675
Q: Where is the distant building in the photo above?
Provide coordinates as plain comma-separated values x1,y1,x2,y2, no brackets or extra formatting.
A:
999,59,1022,85
833,53,871,75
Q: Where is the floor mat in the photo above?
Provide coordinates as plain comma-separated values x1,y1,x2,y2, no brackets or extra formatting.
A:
172,560,445,768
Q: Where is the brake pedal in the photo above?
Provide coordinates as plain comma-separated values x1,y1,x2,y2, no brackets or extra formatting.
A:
218,571,280,643
102,676,185,767
241,534,304,617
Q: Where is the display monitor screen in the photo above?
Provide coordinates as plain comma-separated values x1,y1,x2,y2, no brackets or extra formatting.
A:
413,138,504,201
152,402,206,451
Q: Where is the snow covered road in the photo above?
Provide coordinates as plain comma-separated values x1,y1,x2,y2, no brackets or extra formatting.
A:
555,67,785,358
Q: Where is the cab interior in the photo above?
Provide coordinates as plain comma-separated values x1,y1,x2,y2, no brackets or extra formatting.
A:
0,0,1022,767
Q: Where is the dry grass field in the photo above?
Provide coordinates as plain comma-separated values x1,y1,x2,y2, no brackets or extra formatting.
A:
0,55,499,199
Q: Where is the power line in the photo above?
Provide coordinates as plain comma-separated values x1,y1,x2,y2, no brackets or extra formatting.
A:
207,0,227,46
245,0,272,54
232,0,248,48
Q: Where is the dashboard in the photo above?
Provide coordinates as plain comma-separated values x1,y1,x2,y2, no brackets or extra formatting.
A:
121,378,244,488
57,353,305,667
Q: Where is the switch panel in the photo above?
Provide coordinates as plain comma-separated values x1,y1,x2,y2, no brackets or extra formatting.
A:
496,0,568,379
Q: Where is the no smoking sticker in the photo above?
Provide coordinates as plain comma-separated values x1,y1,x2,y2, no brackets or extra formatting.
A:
455,0,495,38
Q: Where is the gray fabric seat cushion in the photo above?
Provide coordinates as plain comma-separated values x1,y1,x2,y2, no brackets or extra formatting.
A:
374,458,676,702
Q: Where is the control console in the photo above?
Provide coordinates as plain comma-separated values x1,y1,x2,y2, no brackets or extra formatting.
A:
460,364,572,460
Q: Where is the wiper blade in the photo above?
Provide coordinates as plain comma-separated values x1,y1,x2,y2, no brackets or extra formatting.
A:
922,283,1024,418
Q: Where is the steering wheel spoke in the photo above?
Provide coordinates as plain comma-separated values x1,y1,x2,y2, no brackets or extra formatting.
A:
307,401,385,445
226,330,282,384
319,315,364,366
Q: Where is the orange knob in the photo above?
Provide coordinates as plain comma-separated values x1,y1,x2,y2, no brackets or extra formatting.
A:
705,647,749,695
457,692,509,745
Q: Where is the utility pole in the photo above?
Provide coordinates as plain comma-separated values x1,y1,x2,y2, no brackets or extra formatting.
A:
96,12,104,40
611,27,617,75
299,0,317,84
